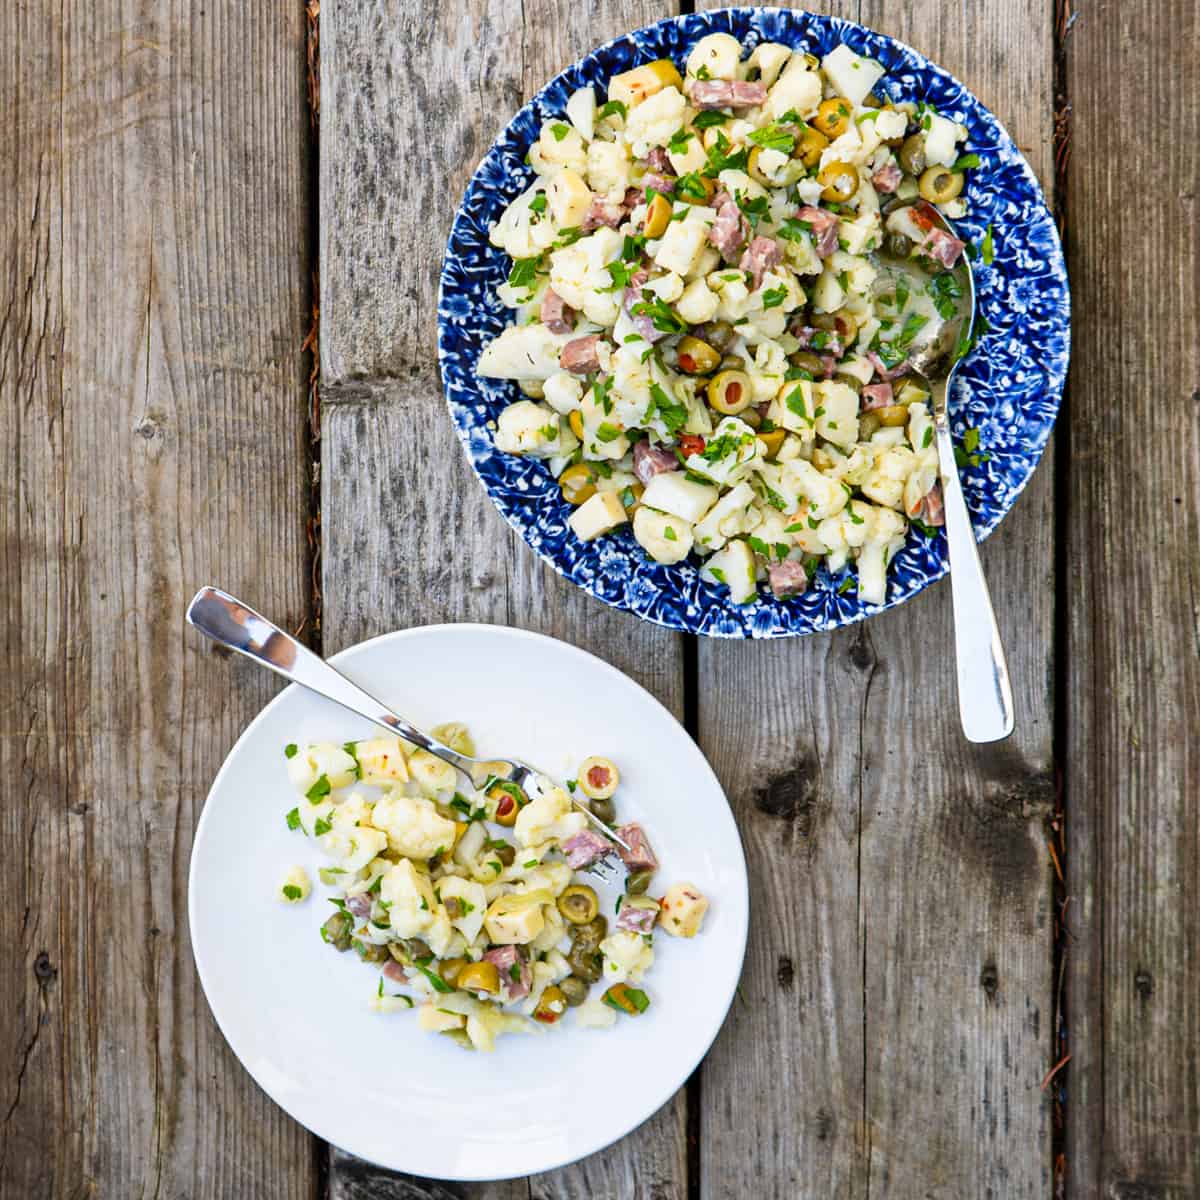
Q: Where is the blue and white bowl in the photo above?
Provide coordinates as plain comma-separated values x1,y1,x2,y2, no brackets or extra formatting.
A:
437,7,1070,638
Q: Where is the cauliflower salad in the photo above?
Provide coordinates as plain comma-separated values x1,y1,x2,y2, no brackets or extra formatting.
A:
279,728,709,1051
478,33,981,605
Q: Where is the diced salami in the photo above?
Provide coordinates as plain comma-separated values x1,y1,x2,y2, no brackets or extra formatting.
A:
739,235,783,291
581,197,626,232
540,288,575,334
708,199,749,263
634,439,679,485
795,205,840,258
483,945,532,1002
616,899,660,934
768,559,809,599
710,189,733,211
561,828,613,870
640,171,675,198
643,146,673,174
560,334,604,375
382,960,408,983
686,78,767,110
861,382,894,410
820,354,839,378
345,893,372,920
624,270,666,344
868,351,911,381
919,226,966,269
615,822,658,873
918,481,945,526
871,162,902,194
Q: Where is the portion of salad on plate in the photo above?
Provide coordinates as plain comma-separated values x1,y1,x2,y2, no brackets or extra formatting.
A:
278,725,709,1052
478,33,981,606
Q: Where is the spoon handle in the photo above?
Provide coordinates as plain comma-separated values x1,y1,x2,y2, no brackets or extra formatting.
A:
933,424,1015,742
185,586,475,773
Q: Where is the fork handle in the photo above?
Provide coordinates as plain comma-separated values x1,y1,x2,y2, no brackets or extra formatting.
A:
186,586,477,774
934,425,1015,743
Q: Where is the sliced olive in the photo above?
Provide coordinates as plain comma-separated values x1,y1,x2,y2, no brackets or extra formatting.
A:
794,123,829,168
558,884,600,925
884,232,914,259
578,756,619,800
791,351,825,378
559,975,590,1007
626,868,655,896
676,335,721,376
814,97,852,138
919,165,964,204
457,961,500,995
707,369,754,415
877,404,909,427
439,957,468,986
488,780,526,826
567,942,604,983
603,982,649,1016
718,353,746,371
588,795,617,825
534,985,568,1024
320,911,353,952
571,915,609,948
753,428,783,460
859,412,882,438
817,160,859,203
643,192,672,239
558,461,597,506
898,134,926,176
814,308,859,346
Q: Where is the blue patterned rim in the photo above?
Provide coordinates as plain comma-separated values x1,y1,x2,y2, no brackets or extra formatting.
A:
437,7,1070,638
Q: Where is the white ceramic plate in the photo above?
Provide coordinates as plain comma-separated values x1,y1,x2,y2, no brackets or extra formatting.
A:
189,624,749,1180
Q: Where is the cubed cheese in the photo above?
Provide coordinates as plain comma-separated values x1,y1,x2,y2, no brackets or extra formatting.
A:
640,472,720,522
814,380,860,449
659,882,709,937
547,168,592,228
568,490,629,541
821,44,885,106
653,219,708,277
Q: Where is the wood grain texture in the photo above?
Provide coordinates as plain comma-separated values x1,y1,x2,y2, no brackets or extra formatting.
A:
691,2,1058,1196
0,2,314,1197
320,1,688,1194
1064,0,1200,1194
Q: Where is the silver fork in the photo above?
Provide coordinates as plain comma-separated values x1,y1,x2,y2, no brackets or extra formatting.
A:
186,586,628,874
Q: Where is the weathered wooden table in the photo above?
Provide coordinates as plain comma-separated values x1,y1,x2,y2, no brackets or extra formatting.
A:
3,1,1197,1195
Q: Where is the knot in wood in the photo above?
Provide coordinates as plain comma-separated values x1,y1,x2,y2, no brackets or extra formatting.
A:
33,951,57,985
776,955,795,991
980,961,999,1002
1134,969,1154,998
845,627,876,673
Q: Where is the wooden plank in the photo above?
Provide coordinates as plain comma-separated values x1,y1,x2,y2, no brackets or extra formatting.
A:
691,2,1058,1195
0,3,315,1197
1064,0,1200,1194
321,1,687,1194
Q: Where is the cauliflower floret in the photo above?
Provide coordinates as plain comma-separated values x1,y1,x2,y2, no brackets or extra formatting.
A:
686,32,742,81
814,380,860,450
585,139,633,200
380,858,439,940
693,481,761,553
839,212,882,255
599,930,655,986
489,182,559,258
861,444,918,509
529,120,588,176
923,112,963,168
542,371,584,415
513,786,586,847
372,793,458,861
278,866,310,904
874,108,908,143
479,327,572,382
644,271,684,303
318,794,388,872
783,458,850,520
576,992,618,1029
857,507,908,604
408,748,459,795
675,276,720,324
492,400,562,457
686,417,763,487
659,882,709,937
548,227,623,326
701,538,758,603
435,874,487,945
819,124,867,170
633,506,694,565
746,41,792,88
624,85,687,158
417,1004,466,1034
286,742,358,794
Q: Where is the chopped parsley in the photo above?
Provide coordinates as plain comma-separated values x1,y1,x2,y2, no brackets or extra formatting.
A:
284,743,298,759
676,172,710,202
647,382,688,433
776,216,813,243
761,285,788,310
598,99,627,121
953,152,981,171
735,190,769,225
632,294,688,335
285,807,301,831
955,425,991,469
981,224,995,265
528,192,547,217
604,259,639,291
507,254,543,293
693,110,728,130
414,963,454,994
837,575,857,595
911,517,940,537
702,130,748,177
549,123,570,141
450,792,486,822
305,774,331,802
596,422,623,443
509,962,522,982
313,815,332,837
926,272,963,321
709,567,727,583
282,884,302,901
748,124,796,155
667,127,694,155
554,225,584,247
664,525,678,541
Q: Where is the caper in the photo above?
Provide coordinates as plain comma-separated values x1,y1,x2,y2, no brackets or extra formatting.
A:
814,97,852,138
643,192,672,239
699,321,736,352
794,123,829,168
918,164,964,204
898,134,926,176
457,961,501,995
534,985,568,1024
559,975,590,1007
567,942,603,983
676,335,721,376
558,884,601,925
707,369,754,415
877,404,909,427
817,160,859,203
588,796,617,825
859,411,882,438
571,915,609,948
492,842,516,867
791,351,825,378
884,232,914,259
353,939,389,963
320,911,353,952
718,354,746,371
578,756,620,799
558,461,597,506
626,868,655,896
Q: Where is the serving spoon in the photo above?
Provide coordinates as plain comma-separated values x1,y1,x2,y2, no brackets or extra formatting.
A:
880,205,1014,743
186,586,630,860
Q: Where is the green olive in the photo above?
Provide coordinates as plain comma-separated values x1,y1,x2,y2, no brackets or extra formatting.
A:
884,232,914,259
834,373,862,395
791,351,825,378
918,164,964,204
898,134,926,176
588,796,616,824
571,915,609,949
439,957,468,986
700,321,736,353
814,308,859,346
457,961,501,995
558,461,598,506
747,145,773,188
707,369,754,415
676,335,721,376
488,780,526,826
321,911,353,952
579,756,620,799
859,411,882,438
756,427,785,459
817,160,859,203
814,97,852,138
567,942,603,983
559,975,590,1007
603,983,648,1016
794,123,829,168
534,985,568,1024
626,868,655,895
353,939,389,963
877,404,909,427
558,884,600,925
643,192,672,239
492,842,516,868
